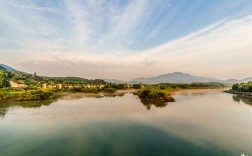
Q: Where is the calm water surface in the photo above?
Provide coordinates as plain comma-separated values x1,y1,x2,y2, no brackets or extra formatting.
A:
0,89,252,156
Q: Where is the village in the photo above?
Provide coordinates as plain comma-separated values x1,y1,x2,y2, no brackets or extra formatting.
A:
9,80,107,90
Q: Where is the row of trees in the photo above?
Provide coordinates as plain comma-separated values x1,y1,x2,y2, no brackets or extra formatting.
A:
157,82,225,90
232,82,252,92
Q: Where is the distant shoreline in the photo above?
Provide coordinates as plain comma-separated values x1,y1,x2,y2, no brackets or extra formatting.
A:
224,89,252,98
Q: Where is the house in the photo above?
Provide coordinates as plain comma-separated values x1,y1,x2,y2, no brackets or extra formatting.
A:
64,84,73,89
42,83,47,89
42,83,62,89
57,84,62,89
10,81,27,89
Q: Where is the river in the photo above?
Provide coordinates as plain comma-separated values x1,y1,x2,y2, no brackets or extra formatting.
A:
0,89,251,156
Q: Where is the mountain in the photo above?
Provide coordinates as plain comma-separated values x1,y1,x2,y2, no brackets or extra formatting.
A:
1,64,252,85
103,78,124,84
242,77,252,82
0,64,18,72
225,77,252,84
131,72,221,84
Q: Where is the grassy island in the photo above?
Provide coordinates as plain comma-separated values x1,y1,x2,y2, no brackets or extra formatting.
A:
135,86,175,102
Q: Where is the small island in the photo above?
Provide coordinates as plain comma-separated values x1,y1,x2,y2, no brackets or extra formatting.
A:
135,86,175,102
224,81,252,98
134,83,226,105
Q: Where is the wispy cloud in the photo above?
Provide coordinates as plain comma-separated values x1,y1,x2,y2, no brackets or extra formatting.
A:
0,0,252,80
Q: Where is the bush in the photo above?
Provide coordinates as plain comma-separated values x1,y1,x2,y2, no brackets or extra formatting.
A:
133,84,141,89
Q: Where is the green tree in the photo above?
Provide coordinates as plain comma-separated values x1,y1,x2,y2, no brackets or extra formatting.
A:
232,83,239,91
0,70,10,88
133,84,141,89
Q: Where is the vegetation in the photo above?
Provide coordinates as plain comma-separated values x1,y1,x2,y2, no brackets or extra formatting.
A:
135,86,175,102
134,82,225,104
156,82,225,90
132,84,141,89
0,70,10,88
0,64,227,103
42,76,106,84
103,88,117,93
224,82,252,99
232,82,252,92
0,89,56,102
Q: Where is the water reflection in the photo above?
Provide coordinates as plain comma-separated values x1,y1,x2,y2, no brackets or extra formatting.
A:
175,89,220,96
140,99,168,110
0,108,7,119
58,92,125,100
0,93,127,118
0,100,55,119
1,90,252,155
232,95,252,106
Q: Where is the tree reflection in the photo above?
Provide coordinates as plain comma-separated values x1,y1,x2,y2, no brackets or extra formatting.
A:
140,98,168,110
0,108,7,119
103,92,125,97
232,95,252,106
59,92,125,100
0,100,55,119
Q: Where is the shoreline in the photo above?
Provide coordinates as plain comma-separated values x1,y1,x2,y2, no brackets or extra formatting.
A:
0,88,225,103
0,89,138,103
224,89,252,99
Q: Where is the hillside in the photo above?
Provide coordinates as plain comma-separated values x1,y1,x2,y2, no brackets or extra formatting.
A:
0,64,106,84
0,64,18,72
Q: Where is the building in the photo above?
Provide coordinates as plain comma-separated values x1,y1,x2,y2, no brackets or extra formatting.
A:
10,81,27,89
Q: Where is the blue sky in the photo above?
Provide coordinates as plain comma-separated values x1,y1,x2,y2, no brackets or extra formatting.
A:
0,0,252,80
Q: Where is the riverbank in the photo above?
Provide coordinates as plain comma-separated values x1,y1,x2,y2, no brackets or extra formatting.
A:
0,87,225,103
224,89,252,99
0,89,137,102
0,89,56,102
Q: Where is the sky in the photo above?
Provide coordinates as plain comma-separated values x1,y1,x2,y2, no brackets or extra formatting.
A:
0,0,252,80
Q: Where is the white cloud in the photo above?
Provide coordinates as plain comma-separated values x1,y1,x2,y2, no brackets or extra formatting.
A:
1,1,252,80
18,14,252,80
135,15,252,79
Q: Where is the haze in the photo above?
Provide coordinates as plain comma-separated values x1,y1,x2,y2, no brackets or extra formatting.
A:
0,0,252,80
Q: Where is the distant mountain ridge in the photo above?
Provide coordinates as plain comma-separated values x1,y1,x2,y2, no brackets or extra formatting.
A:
103,78,124,84
104,72,252,84
1,64,251,84
225,77,252,84
131,72,221,84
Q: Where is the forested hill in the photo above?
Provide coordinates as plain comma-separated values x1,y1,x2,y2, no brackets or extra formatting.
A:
0,64,106,85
